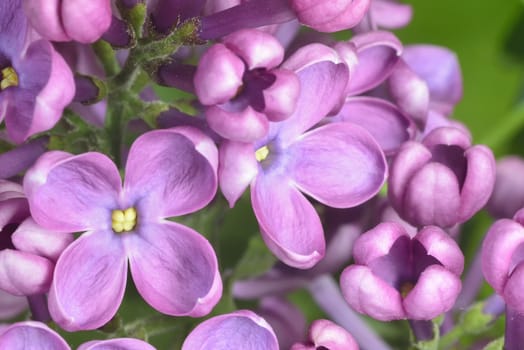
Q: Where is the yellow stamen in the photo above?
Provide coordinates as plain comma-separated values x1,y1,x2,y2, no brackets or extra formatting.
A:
111,207,137,233
1,67,19,90
400,282,415,298
255,146,269,162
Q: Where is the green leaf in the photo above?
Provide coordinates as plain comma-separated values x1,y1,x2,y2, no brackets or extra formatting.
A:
483,337,504,350
232,235,276,281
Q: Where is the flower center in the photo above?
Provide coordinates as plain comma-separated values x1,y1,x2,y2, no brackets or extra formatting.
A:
400,282,414,298
111,207,137,233
255,146,269,162
1,67,18,90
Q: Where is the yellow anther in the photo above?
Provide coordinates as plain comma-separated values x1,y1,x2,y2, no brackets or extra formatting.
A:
1,67,19,90
255,146,269,162
111,207,137,233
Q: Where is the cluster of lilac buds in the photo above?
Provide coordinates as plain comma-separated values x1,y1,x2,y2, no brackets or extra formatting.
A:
0,0,521,349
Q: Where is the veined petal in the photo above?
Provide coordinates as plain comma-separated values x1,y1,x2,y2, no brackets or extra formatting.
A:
0,249,53,295
251,173,325,269
288,122,386,208
49,230,127,331
124,129,217,219
352,222,407,265
205,105,269,143
126,221,221,317
78,338,156,350
0,321,70,350
24,151,121,233
219,141,258,207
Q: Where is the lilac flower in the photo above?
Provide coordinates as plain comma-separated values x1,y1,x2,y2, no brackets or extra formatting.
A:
182,310,279,350
22,0,112,43
388,126,495,228
486,156,524,219
23,127,222,331
219,43,387,268
290,319,359,350
340,222,464,321
194,29,300,142
0,137,48,179
0,321,155,349
0,180,71,297
0,0,75,144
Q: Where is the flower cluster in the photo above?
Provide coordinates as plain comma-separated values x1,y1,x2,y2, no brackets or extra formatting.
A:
0,0,519,349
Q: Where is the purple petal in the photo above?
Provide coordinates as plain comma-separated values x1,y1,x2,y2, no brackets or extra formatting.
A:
127,221,221,317
348,30,402,95
287,122,386,208
487,156,524,219
503,263,524,314
223,29,284,70
124,128,217,219
331,96,415,155
278,44,349,141
404,265,461,320
251,173,324,269
415,226,464,275
219,141,258,207
352,222,407,265
262,68,300,122
24,151,121,232
12,218,73,261
308,319,358,350
0,290,27,319
0,137,48,179
0,321,70,350
182,310,278,350
340,265,405,320
49,230,127,331
205,105,269,142
370,0,413,29
78,338,156,350
0,249,53,295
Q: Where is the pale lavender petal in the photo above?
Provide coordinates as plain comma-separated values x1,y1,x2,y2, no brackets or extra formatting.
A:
126,221,221,317
0,249,53,295
12,218,74,261
415,226,464,275
487,156,524,219
219,141,258,207
288,122,386,208
223,29,284,70
340,265,405,321
404,265,461,320
503,263,524,314
0,321,70,350
308,319,359,350
331,96,415,155
182,310,278,350
371,0,412,29
0,290,27,319
78,338,156,350
352,222,407,265
124,129,217,219
262,68,300,122
0,137,48,179
251,173,324,269
22,0,69,41
348,31,402,95
49,230,127,331
205,105,269,142
24,151,121,232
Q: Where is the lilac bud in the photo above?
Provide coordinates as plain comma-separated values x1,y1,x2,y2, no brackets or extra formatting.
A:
182,310,279,350
291,319,359,350
23,0,112,43
341,222,464,321
486,156,524,219
388,126,495,228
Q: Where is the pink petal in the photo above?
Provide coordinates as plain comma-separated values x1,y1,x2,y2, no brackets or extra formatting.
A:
78,338,156,350
352,222,408,265
0,249,53,295
0,321,70,350
223,29,284,70
205,105,269,143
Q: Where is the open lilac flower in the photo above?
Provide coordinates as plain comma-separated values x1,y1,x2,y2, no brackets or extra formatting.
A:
194,28,299,142
291,319,359,350
388,126,495,228
22,0,112,43
219,43,387,268
24,127,222,331
340,222,464,321
0,0,75,144
0,321,155,349
182,310,279,350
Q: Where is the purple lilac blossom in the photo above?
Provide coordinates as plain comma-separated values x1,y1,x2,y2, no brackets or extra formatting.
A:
22,0,112,43
219,43,387,269
388,126,495,228
0,0,75,144
486,156,524,219
0,137,48,179
182,310,279,350
0,321,156,349
340,222,464,321
290,319,359,350
194,28,300,142
23,127,222,331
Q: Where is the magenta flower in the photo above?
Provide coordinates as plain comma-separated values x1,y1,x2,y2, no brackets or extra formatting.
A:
182,310,279,350
194,28,299,142
0,321,155,349
291,319,359,350
24,127,222,331
22,0,112,43
0,0,75,144
388,126,495,228
340,222,464,321
219,43,387,268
